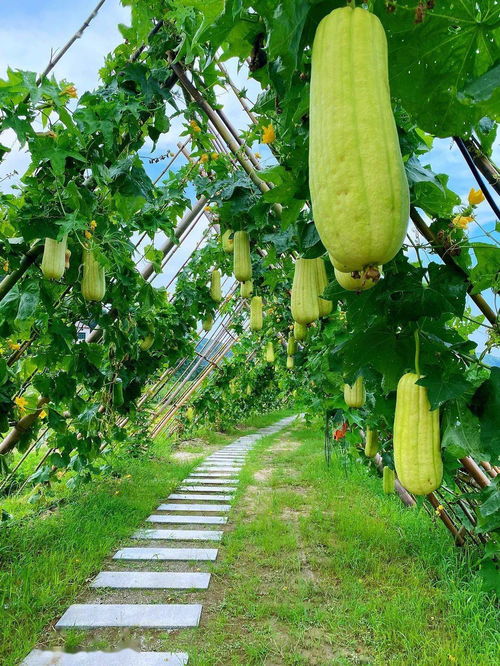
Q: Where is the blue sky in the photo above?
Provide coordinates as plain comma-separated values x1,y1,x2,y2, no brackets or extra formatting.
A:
0,1,498,353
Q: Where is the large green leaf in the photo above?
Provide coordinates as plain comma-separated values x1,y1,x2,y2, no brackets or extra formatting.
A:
374,0,500,137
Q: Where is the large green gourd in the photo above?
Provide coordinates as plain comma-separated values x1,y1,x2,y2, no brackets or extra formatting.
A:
41,235,67,280
291,258,320,325
364,428,378,457
233,231,252,282
393,373,442,495
240,280,253,298
210,269,222,302
383,466,395,494
250,296,263,331
139,333,154,351
315,257,333,317
113,379,124,407
344,376,365,408
294,321,307,341
81,249,105,302
309,6,409,272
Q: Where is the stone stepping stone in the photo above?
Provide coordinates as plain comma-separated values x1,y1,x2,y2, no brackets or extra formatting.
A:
157,503,231,512
169,493,233,501
114,547,218,561
21,649,189,665
180,486,237,492
147,514,227,525
187,473,238,478
133,529,223,541
55,604,202,629
197,467,241,472
91,571,210,589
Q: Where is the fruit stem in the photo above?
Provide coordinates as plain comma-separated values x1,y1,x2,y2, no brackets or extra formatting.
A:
414,329,421,377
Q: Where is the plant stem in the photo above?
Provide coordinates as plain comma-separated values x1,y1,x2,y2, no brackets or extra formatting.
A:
414,329,421,377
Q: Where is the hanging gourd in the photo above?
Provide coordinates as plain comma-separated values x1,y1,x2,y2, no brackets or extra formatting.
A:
240,280,253,298
81,248,105,302
139,333,155,351
315,257,333,317
364,428,378,458
202,316,213,332
344,376,365,408
393,373,442,495
64,248,71,270
383,466,395,494
287,334,297,356
293,321,307,342
112,379,124,407
265,341,275,363
250,296,263,331
286,355,294,370
233,231,252,282
291,258,320,325
186,406,195,422
246,384,252,396
210,269,222,303
222,229,234,253
41,235,68,280
309,6,409,273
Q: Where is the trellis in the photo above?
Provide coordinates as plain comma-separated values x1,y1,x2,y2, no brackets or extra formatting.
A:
0,10,498,559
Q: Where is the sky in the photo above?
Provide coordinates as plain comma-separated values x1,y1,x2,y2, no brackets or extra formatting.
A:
0,0,498,354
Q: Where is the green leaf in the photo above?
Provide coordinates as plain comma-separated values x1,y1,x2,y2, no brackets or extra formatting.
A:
417,371,472,410
16,279,40,323
470,368,500,462
468,244,500,294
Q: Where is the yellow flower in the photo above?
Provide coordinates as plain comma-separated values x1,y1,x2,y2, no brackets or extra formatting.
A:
61,85,77,98
15,396,27,411
452,215,473,229
3,261,9,271
38,410,47,419
262,123,276,144
84,230,92,239
90,220,97,230
435,504,444,515
114,491,120,495
204,205,212,212
189,119,201,133
468,188,485,205
8,341,21,351
211,152,219,160
254,152,261,159
200,153,209,163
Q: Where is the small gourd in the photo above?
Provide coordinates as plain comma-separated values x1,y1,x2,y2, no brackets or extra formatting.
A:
287,335,297,356
293,321,307,341
250,296,263,331
202,316,213,332
291,258,320,325
233,231,252,282
186,406,195,422
383,466,395,494
344,376,365,408
81,248,105,302
41,235,67,280
140,333,154,351
334,265,381,292
113,379,124,407
240,280,253,298
286,355,294,370
364,428,378,457
265,341,275,363
210,269,222,303
222,229,234,253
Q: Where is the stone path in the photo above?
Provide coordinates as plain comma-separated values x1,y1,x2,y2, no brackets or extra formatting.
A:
21,415,295,665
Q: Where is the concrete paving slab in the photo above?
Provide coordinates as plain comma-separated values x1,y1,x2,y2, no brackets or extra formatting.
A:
182,478,237,484
113,547,218,561
147,515,227,525
168,493,233,501
91,571,210,589
55,604,202,629
180,485,237,492
133,529,222,541
157,503,231,512
21,649,189,665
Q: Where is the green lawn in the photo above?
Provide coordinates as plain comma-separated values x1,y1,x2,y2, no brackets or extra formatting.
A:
162,422,499,665
0,408,294,666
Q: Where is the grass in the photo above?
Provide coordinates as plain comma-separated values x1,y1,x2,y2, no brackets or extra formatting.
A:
0,408,294,666
157,422,499,665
